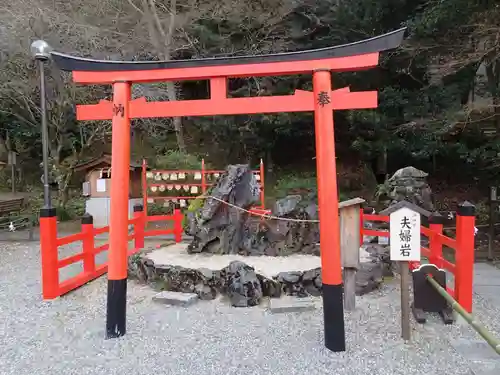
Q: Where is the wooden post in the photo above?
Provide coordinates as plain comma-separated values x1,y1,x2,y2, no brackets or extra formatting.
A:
8,151,16,194
400,261,411,341
488,187,496,261
387,201,422,342
339,198,365,311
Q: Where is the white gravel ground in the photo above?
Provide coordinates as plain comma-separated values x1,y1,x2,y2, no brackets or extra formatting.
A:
0,241,495,375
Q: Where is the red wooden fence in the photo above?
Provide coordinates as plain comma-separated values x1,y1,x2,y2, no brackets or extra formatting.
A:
359,204,476,312
40,206,182,300
142,159,266,215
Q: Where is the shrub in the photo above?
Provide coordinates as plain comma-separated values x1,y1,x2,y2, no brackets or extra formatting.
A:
271,172,348,202
273,173,317,198
152,150,212,170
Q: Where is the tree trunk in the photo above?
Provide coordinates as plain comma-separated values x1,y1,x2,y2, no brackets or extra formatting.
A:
58,166,75,208
485,60,500,131
166,81,186,152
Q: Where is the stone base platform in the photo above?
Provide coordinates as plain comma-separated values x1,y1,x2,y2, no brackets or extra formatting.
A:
145,242,321,278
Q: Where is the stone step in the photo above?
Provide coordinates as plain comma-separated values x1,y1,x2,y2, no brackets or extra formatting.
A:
268,297,316,314
449,338,500,362
153,291,199,307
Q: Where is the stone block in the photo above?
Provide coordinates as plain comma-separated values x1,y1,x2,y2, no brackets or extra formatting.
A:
449,339,500,361
153,291,199,307
269,297,316,314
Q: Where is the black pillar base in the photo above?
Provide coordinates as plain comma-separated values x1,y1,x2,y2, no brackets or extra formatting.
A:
106,278,127,339
323,283,346,352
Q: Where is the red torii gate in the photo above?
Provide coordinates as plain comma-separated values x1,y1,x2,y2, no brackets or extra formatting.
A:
46,28,405,352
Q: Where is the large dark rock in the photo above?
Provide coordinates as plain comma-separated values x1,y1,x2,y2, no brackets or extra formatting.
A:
220,261,263,307
354,244,392,296
187,164,260,254
355,261,384,296
186,166,320,256
257,274,282,298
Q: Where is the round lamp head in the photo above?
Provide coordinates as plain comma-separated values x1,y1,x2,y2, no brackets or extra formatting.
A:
30,40,52,61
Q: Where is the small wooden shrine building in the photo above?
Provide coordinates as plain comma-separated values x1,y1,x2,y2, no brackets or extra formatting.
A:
74,154,143,226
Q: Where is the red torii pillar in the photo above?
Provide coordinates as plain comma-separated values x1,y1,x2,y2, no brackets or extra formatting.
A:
49,27,405,351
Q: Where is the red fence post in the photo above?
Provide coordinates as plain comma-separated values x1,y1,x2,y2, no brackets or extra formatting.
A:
40,207,59,299
455,201,476,313
428,212,445,268
142,159,148,217
133,204,145,249
81,213,96,274
359,208,364,246
259,158,265,208
359,207,373,246
201,158,206,194
173,208,183,243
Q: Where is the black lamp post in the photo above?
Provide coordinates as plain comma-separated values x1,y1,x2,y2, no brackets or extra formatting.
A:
30,40,53,208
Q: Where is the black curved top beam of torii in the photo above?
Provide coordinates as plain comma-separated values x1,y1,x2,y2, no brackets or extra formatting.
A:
50,28,406,72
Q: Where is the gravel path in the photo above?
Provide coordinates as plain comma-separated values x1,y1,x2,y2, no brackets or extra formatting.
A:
0,242,491,375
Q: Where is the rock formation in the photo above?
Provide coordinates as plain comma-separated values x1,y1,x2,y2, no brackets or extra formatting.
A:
186,165,320,256
377,166,434,211
128,253,326,307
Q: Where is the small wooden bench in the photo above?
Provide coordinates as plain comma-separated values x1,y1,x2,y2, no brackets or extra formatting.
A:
0,198,34,240
0,198,25,216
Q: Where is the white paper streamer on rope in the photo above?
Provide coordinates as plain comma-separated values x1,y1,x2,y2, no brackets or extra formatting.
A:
147,198,154,203
170,173,178,181
183,185,189,191
151,186,158,192
190,186,199,194
214,172,220,178
172,199,178,203
178,172,186,179
146,171,154,179
154,173,162,181
255,174,261,181
163,201,170,207
159,185,166,192
194,172,202,180
175,185,181,191
162,173,169,180
180,199,186,207
167,185,173,191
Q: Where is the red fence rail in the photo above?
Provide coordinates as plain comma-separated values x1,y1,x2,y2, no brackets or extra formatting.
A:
40,206,183,300
359,203,476,312
142,159,266,215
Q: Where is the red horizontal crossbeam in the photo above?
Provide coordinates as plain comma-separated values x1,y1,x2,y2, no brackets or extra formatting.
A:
77,88,377,120
71,53,379,84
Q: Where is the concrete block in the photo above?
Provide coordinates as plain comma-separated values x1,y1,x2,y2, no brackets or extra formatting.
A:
449,338,500,362
269,298,316,314
153,291,199,307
